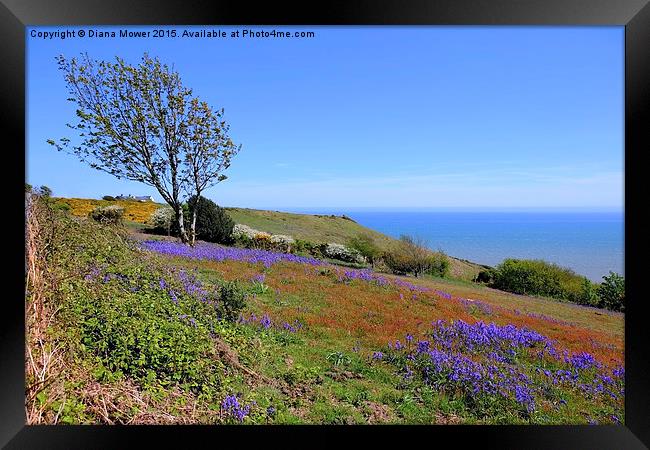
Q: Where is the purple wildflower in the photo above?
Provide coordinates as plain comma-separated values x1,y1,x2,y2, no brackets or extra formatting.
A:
260,314,272,329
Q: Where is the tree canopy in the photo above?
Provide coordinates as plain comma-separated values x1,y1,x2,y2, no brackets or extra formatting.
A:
48,53,240,243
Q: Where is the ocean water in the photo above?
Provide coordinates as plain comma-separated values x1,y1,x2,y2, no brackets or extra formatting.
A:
283,209,624,282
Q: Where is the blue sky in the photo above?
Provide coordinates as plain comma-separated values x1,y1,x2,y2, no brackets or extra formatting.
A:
26,26,624,210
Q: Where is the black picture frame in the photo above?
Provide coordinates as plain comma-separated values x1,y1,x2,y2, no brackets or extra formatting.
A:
2,0,648,448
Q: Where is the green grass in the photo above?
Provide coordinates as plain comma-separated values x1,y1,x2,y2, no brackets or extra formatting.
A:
225,207,394,247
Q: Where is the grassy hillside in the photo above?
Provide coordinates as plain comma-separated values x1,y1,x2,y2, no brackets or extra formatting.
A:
226,207,483,281
26,200,624,425
225,207,394,247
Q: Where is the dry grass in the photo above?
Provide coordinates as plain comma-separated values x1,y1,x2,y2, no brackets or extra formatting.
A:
25,195,64,424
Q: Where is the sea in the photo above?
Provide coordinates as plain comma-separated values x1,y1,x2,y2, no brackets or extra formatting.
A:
280,209,624,282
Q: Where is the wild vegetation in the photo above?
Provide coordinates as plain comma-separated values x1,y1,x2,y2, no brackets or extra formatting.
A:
30,50,624,426
25,193,624,425
483,259,624,312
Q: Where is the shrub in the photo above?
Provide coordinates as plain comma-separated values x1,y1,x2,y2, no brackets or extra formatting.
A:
252,232,273,250
231,224,297,253
53,202,71,213
294,239,327,258
102,195,116,201
579,278,600,307
425,252,450,277
491,259,591,303
475,268,496,284
231,223,259,240
383,235,447,277
270,234,295,253
149,207,175,235
232,233,254,249
597,272,625,312
347,234,381,265
215,281,247,322
324,243,366,265
188,196,235,244
88,205,124,225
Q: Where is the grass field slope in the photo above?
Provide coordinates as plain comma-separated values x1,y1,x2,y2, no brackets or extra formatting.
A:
26,197,624,425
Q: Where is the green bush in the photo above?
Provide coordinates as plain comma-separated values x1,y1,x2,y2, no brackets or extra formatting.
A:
102,195,116,201
347,234,381,265
474,268,496,284
597,272,625,312
88,205,124,225
294,239,327,258
492,259,563,298
425,252,450,277
233,233,254,249
215,281,247,322
188,195,235,244
383,235,449,277
491,258,596,304
578,278,600,307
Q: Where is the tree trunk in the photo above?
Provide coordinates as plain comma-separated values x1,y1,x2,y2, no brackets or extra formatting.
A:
190,207,198,247
176,208,189,244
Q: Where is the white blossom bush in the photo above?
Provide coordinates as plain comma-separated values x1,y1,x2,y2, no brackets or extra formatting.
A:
231,224,259,240
149,207,175,233
231,224,297,252
270,234,295,252
325,243,366,264
270,234,295,245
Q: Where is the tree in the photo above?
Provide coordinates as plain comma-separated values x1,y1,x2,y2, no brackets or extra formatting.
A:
597,271,625,312
48,53,240,244
38,186,52,197
186,195,234,244
383,235,447,277
181,98,240,245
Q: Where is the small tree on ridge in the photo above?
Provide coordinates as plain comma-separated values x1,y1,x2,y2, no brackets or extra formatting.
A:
48,53,240,244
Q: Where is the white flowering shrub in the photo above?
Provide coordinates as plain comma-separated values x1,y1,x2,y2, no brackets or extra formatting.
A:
231,224,259,240
270,234,295,252
325,243,366,264
149,207,175,233
270,234,295,245
231,224,298,252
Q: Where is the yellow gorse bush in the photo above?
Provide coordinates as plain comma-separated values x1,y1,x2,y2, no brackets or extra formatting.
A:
53,198,162,224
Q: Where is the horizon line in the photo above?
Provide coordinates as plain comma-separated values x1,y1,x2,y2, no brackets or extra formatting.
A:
224,205,624,212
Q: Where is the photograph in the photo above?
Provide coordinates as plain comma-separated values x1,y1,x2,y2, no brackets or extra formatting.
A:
25,25,626,426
